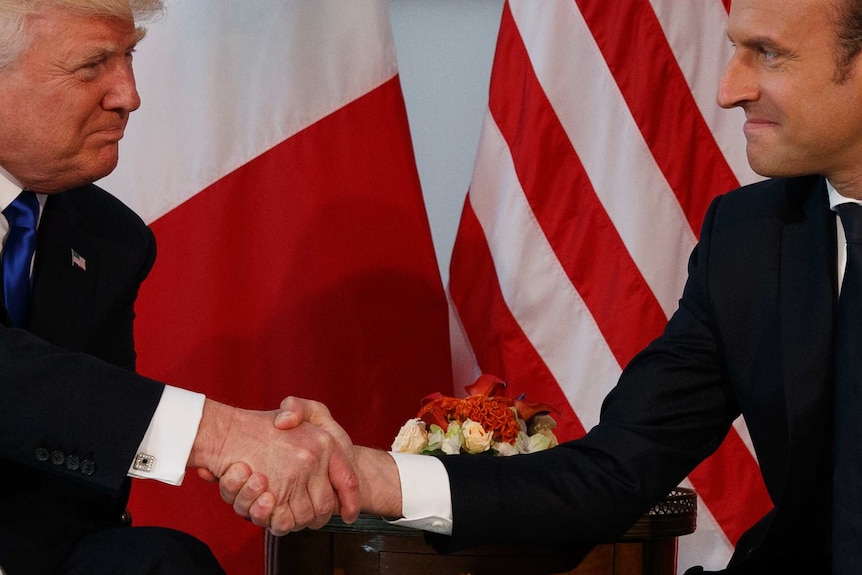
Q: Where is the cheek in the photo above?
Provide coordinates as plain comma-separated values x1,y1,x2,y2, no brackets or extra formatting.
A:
802,90,861,143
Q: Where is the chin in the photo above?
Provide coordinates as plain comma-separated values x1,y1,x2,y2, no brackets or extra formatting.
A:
87,152,121,182
746,149,791,179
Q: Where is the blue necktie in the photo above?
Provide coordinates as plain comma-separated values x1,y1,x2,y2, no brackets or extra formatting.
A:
834,202,862,573
2,191,39,328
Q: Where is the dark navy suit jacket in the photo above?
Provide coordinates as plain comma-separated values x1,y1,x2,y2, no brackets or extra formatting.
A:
438,175,837,573
0,184,165,573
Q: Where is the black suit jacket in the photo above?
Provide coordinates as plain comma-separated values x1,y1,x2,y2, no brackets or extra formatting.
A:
0,184,166,573
439,175,837,573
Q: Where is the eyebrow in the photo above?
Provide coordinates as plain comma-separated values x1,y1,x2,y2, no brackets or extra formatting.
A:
74,38,139,65
727,32,783,51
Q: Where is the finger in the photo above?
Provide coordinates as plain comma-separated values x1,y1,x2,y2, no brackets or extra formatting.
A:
269,504,297,537
274,397,332,430
197,467,217,482
218,462,255,505
304,467,338,528
230,471,269,522
283,482,319,531
288,482,334,532
273,396,305,430
248,491,277,527
320,421,354,462
329,451,360,523
302,509,333,530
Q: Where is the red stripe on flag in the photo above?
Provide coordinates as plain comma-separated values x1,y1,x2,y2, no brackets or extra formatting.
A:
492,3,667,366
130,75,452,574
576,0,740,234
449,198,586,441
688,430,773,545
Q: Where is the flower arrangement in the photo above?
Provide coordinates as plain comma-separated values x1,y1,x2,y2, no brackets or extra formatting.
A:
392,374,559,456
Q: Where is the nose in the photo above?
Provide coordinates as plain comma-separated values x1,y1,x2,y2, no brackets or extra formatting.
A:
102,59,141,115
716,51,758,109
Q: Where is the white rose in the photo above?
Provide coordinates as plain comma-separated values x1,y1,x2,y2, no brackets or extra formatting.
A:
517,431,551,454
493,441,519,456
391,418,428,454
462,419,493,454
426,424,445,452
514,431,530,453
441,422,464,455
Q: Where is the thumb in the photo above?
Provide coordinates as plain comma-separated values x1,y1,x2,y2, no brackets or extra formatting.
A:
273,396,308,430
274,396,337,429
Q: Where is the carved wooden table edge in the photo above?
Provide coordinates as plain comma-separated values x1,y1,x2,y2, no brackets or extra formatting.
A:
621,487,697,539
265,487,697,575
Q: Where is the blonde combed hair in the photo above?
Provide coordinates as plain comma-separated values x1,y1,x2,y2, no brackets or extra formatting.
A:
0,0,164,68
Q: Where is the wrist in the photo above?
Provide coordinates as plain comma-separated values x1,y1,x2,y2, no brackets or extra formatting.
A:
355,446,403,519
187,398,233,475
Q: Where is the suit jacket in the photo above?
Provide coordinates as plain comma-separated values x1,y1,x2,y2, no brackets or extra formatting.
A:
438,175,837,573
0,184,166,573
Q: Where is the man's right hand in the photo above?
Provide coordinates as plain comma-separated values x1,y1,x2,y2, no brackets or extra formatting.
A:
189,398,360,535
217,397,404,530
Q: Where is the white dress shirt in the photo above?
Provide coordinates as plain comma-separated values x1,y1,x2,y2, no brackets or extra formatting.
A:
0,167,204,486
388,451,452,533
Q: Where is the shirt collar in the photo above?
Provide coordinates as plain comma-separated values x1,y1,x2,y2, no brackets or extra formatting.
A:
827,179,862,210
0,165,23,212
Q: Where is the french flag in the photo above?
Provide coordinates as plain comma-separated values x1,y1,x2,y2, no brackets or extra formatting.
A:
103,1,452,572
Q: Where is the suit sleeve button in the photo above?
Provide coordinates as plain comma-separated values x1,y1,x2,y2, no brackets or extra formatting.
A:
65,455,80,471
51,450,65,465
35,448,49,462
80,460,96,476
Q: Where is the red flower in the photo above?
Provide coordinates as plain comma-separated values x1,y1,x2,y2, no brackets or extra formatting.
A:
415,374,557,445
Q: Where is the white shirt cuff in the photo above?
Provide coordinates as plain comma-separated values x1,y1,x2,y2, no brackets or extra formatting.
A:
386,451,453,535
128,386,205,485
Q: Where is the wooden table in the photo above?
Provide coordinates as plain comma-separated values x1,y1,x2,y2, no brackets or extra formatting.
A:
265,488,696,575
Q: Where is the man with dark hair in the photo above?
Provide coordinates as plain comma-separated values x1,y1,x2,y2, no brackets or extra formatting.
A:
232,0,862,572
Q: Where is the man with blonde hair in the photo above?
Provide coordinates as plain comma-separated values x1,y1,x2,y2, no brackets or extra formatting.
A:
0,2,359,573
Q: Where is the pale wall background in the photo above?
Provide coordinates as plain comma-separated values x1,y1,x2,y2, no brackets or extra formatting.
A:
390,0,506,286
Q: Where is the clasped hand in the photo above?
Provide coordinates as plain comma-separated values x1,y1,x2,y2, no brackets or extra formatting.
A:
193,398,359,535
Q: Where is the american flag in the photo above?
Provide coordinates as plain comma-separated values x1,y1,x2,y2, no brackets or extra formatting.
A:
447,1,772,571
70,249,86,271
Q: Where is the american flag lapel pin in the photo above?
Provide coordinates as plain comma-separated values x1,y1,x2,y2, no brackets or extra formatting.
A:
71,249,87,271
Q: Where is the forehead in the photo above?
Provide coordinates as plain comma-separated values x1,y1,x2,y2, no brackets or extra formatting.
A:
23,8,139,62
728,0,838,42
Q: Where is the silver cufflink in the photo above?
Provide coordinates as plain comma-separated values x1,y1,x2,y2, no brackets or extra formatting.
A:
133,453,155,472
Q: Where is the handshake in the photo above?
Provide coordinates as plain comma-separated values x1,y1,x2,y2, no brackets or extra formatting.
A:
188,396,400,535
